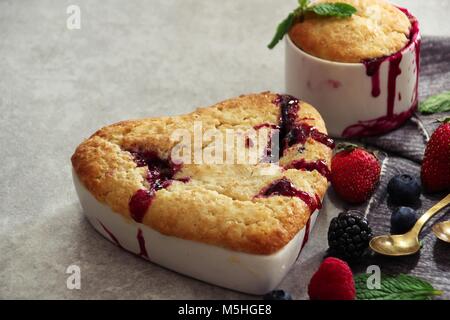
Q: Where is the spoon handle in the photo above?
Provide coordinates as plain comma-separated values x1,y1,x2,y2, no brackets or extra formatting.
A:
411,193,450,235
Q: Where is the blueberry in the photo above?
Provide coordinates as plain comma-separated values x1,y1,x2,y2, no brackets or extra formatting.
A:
391,207,418,234
263,290,293,300
387,175,421,205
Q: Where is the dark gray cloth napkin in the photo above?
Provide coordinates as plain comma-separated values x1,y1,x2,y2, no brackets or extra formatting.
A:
337,36,450,299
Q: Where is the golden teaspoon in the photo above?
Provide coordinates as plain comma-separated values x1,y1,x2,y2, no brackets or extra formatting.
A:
370,193,450,256
433,221,450,243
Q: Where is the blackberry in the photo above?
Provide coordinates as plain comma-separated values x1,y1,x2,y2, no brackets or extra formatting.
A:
328,211,373,260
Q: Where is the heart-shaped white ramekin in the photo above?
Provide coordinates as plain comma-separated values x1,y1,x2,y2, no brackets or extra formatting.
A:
73,170,321,295
285,8,420,138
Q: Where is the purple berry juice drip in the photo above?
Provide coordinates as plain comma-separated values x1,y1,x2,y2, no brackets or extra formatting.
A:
343,8,420,138
363,58,384,97
284,124,335,150
286,159,331,181
137,228,149,259
399,6,421,108
98,219,150,259
362,51,403,117
387,52,403,117
245,137,254,148
274,94,299,143
257,177,321,212
301,217,311,251
98,220,123,248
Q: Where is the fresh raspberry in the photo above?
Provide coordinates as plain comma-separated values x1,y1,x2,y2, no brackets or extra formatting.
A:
308,257,356,300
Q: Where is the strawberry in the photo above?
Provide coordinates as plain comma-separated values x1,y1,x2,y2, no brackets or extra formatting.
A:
308,257,356,300
331,144,381,204
421,118,450,193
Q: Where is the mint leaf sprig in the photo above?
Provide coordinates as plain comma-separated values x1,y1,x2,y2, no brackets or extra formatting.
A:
268,0,357,49
354,273,443,300
419,91,450,114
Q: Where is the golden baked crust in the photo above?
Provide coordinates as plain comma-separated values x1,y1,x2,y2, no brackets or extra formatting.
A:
72,92,333,255
289,0,412,63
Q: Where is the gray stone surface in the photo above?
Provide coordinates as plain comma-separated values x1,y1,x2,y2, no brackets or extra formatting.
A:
0,0,448,299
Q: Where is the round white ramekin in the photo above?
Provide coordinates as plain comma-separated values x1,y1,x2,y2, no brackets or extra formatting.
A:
73,170,321,295
285,13,420,138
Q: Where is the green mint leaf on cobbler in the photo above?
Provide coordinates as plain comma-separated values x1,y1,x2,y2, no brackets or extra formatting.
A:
354,273,442,300
419,91,450,114
307,3,357,17
298,0,310,9
268,12,297,49
268,1,356,49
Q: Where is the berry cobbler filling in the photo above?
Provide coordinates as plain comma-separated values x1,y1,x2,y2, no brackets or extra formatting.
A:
275,94,333,179
255,94,332,213
131,151,181,187
128,94,333,223
129,189,154,223
275,95,335,150
128,151,187,223
285,159,331,181
257,177,322,212
284,124,335,150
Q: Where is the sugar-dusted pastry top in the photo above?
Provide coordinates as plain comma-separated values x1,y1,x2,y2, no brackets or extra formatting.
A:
71,92,333,255
289,0,412,63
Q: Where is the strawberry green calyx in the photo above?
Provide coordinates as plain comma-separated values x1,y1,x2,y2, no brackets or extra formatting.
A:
335,143,360,153
336,143,379,160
